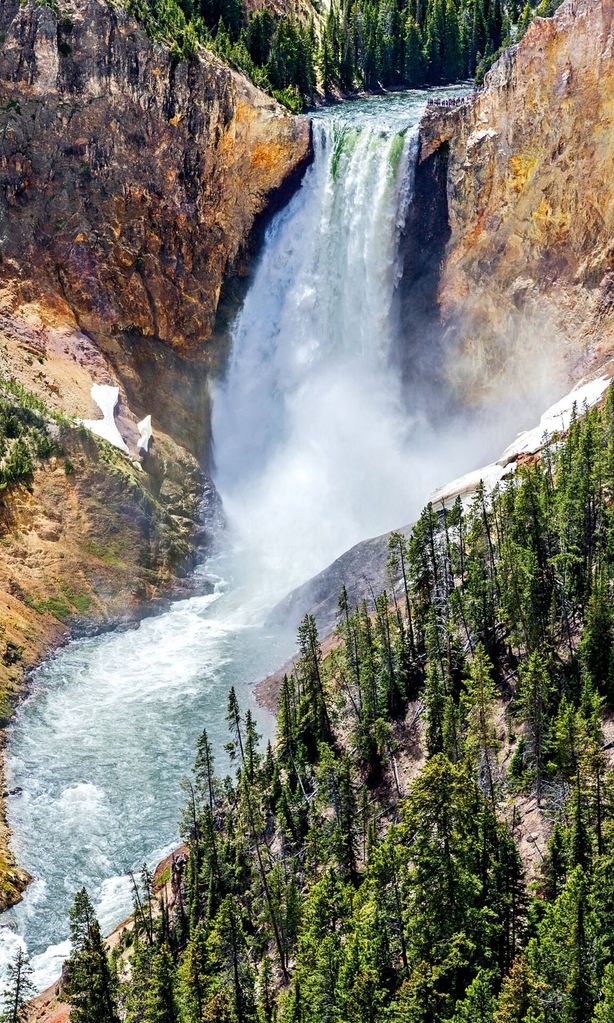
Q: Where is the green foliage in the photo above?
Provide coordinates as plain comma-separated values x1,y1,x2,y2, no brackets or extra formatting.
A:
60,387,614,1023
121,0,565,108
63,888,118,1023
0,381,60,493
0,948,34,1023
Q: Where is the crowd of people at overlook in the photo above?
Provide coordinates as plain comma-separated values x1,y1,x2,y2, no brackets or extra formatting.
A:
426,87,484,108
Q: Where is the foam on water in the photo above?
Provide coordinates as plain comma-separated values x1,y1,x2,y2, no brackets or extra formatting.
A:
212,95,458,594
0,562,294,990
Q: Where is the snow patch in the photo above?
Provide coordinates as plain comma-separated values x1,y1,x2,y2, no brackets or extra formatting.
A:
432,375,611,507
499,376,611,463
137,414,152,453
431,461,516,506
80,384,129,454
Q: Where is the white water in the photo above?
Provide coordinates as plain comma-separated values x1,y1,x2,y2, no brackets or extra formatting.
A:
212,92,493,596
0,87,542,994
213,115,418,594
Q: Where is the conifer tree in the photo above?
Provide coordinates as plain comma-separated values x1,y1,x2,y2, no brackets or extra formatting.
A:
195,727,217,814
209,896,257,1023
63,888,118,1023
516,651,552,804
0,949,34,1023
570,774,592,871
451,969,496,1023
493,957,544,1023
144,945,178,1023
543,821,568,902
593,963,614,1023
463,644,500,806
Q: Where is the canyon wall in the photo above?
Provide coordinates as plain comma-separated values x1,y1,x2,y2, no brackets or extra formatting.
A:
0,0,310,907
419,0,614,404
0,0,310,354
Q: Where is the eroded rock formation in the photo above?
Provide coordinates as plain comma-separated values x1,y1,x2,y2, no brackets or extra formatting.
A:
419,0,614,404
0,0,311,352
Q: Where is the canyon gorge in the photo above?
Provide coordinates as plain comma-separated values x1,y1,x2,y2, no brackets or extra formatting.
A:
0,0,613,1014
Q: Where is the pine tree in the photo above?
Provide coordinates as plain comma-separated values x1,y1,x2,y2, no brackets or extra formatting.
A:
424,662,446,756
493,957,544,1023
144,945,178,1023
593,963,614,1023
529,868,597,1023
208,896,257,1023
516,651,552,804
542,820,567,902
451,969,496,1023
580,583,613,702
463,644,500,806
195,727,217,814
63,888,118,1023
226,687,245,767
0,949,34,1023
570,773,592,871
296,614,331,753
257,955,277,1023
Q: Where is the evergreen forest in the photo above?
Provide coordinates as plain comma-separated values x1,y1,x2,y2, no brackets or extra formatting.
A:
25,386,614,1023
125,0,564,109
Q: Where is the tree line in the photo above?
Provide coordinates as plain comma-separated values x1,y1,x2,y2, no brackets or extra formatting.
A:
6,384,611,1022
125,0,564,109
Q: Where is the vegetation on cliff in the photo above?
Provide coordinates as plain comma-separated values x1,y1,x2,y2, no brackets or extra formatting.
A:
46,386,614,1022
124,0,564,108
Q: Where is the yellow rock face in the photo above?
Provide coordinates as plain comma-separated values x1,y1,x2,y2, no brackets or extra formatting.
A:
420,0,614,403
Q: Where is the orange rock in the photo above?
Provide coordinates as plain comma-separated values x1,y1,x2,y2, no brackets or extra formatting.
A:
419,0,614,405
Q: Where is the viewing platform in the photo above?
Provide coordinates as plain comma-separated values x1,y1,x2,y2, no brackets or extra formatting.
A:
425,89,483,109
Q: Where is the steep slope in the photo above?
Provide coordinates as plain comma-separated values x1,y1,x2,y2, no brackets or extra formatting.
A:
31,384,614,1023
418,0,614,404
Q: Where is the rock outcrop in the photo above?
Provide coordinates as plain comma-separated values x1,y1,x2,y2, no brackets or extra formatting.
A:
0,0,311,354
0,0,310,908
419,0,614,404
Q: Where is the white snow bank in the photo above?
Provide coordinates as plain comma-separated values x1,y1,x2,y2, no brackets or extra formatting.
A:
80,384,129,454
431,375,611,507
137,414,153,453
499,376,611,463
431,461,516,506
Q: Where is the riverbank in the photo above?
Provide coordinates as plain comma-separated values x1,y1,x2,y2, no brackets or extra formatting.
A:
0,0,311,915
28,844,189,1023
0,352,221,911
0,519,215,912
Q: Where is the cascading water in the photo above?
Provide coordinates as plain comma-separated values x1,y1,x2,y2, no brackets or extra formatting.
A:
212,112,420,596
212,92,494,598
0,87,505,993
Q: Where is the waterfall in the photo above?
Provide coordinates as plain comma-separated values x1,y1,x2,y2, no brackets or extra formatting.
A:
0,89,496,993
212,112,432,601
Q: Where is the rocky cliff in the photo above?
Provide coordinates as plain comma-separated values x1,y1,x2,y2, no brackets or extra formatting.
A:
0,0,310,907
0,0,310,353
418,0,614,405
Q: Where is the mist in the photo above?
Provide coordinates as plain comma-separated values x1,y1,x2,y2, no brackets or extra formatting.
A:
211,101,564,607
